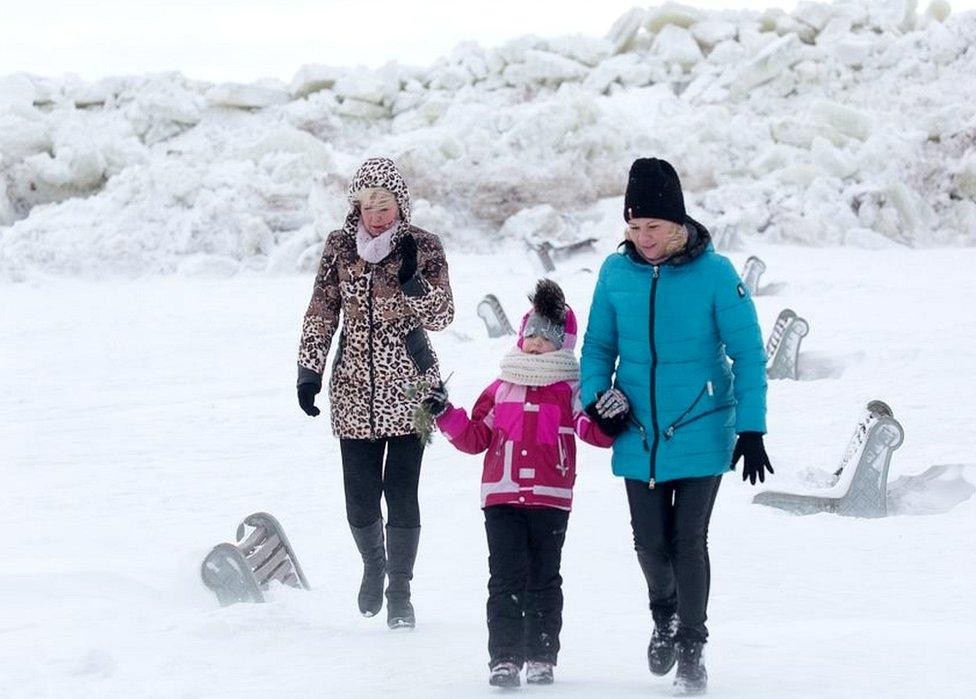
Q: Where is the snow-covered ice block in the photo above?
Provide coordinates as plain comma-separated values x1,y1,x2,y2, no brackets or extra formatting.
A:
0,107,51,160
206,83,290,109
496,35,545,65
546,35,613,67
811,100,873,141
811,136,858,179
333,70,393,105
792,1,835,32
729,33,803,95
833,35,875,66
521,50,590,83
761,8,818,43
335,97,389,119
706,39,747,65
428,64,474,91
126,78,204,145
690,20,738,49
652,25,703,68
290,64,344,98
644,2,704,32
868,0,919,32
920,104,971,140
923,20,967,64
235,127,334,171
0,74,37,107
606,7,646,54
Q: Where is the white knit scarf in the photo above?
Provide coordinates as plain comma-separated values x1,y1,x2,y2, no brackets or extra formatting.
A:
498,348,579,387
356,218,399,263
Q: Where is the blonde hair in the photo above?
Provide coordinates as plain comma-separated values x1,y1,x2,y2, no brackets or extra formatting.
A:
624,220,689,258
353,187,397,210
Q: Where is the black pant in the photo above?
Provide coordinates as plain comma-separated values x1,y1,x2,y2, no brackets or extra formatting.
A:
340,435,424,528
626,475,722,644
484,505,569,666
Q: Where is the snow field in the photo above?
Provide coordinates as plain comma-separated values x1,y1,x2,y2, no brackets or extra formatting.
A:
3,242,975,697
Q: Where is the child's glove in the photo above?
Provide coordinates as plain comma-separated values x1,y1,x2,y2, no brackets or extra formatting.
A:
594,388,630,418
585,389,631,437
422,381,450,418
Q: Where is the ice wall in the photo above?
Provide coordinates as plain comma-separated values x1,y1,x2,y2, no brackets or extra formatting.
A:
1,0,974,279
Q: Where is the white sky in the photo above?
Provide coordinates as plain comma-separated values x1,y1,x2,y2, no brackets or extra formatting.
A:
1,0,972,83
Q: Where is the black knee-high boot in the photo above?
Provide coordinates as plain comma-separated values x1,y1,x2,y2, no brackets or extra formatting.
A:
385,525,420,629
349,519,386,617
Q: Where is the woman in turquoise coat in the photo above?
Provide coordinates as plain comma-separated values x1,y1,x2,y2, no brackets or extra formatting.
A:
580,158,773,695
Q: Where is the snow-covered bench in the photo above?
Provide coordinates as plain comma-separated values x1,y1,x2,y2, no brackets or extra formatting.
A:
477,293,516,338
765,308,809,380
201,512,310,606
740,255,766,296
753,401,904,518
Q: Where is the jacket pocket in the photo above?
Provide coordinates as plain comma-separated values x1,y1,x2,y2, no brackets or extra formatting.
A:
663,381,734,440
404,326,435,375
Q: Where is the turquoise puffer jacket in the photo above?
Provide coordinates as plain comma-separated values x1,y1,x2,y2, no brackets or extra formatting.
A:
580,223,767,485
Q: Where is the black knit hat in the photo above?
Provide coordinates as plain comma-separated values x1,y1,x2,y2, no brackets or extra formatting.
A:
624,157,686,223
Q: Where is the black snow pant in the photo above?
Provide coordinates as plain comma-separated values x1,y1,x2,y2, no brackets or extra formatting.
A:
625,475,722,644
484,505,569,667
339,435,424,528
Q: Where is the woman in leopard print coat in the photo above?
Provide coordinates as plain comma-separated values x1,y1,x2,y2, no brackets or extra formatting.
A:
296,157,454,629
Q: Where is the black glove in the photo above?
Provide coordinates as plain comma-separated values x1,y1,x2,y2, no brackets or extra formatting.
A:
585,390,631,437
397,234,418,284
731,431,774,485
422,381,450,419
297,367,322,417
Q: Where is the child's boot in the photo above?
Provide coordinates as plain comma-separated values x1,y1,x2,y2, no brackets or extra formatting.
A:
489,661,521,688
525,660,554,685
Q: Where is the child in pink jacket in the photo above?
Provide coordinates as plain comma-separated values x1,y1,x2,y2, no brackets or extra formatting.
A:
423,280,625,688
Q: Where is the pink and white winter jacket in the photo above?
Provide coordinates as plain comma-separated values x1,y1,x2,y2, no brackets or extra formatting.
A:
435,308,615,511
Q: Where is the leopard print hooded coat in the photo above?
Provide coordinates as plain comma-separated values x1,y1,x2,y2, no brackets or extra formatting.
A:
298,157,455,439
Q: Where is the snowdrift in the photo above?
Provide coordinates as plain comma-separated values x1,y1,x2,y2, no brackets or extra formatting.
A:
2,0,975,280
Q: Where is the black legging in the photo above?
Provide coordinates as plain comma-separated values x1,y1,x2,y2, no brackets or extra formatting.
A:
626,475,722,643
340,435,424,528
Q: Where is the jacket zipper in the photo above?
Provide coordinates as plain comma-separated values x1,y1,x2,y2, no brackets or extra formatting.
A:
664,404,735,439
648,265,660,489
366,266,376,439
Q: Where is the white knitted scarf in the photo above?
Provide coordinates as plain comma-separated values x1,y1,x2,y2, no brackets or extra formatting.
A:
498,348,579,387
356,218,399,263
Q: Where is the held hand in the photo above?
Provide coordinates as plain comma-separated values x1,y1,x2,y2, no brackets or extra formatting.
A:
585,389,631,437
595,388,630,419
422,381,450,419
731,431,774,485
398,234,418,284
297,369,322,417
